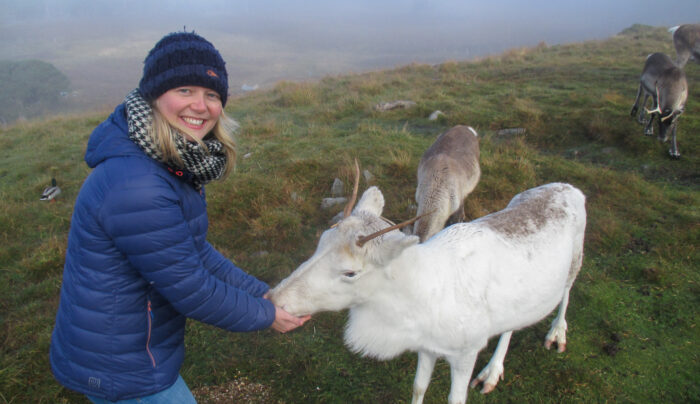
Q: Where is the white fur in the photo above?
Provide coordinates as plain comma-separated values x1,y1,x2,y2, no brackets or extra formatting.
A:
270,183,586,404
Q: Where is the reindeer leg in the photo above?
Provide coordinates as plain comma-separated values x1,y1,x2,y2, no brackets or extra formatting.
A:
411,351,437,404
638,93,650,124
631,85,641,118
470,331,513,394
631,85,644,123
644,114,655,136
447,351,478,404
668,125,681,159
545,287,571,352
692,50,700,64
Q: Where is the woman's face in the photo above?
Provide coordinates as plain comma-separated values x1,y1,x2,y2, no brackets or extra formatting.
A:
155,86,223,141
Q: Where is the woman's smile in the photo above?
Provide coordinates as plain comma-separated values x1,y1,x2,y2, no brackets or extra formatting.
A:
156,86,223,141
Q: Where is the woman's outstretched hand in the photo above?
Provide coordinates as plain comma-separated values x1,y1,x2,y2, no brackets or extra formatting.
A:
264,292,310,333
271,306,311,333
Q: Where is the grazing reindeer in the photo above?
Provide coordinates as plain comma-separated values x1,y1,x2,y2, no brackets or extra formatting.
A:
669,24,700,67
270,178,586,404
630,52,688,158
413,125,481,242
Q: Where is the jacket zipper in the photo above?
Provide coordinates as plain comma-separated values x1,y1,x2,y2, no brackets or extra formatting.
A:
146,300,156,368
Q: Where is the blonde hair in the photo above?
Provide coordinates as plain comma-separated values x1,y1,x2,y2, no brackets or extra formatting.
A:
150,107,238,179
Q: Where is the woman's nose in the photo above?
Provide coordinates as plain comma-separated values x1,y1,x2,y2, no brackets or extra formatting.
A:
190,93,207,112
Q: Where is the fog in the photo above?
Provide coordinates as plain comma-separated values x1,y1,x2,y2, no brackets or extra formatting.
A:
1,0,698,114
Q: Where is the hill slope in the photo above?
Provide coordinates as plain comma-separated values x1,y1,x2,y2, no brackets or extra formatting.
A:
0,24,698,403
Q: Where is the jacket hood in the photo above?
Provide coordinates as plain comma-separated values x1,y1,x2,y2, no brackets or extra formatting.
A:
85,103,146,168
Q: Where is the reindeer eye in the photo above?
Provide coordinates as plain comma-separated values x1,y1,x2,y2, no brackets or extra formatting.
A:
343,271,357,278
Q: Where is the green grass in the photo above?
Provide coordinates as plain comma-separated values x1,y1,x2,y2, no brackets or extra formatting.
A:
1,24,698,403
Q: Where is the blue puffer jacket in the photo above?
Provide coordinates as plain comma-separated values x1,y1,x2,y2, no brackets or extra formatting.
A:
50,103,276,401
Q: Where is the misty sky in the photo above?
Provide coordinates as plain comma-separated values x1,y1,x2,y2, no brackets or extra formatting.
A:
1,0,698,111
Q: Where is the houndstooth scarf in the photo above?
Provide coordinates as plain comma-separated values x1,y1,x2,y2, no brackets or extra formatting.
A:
124,89,227,190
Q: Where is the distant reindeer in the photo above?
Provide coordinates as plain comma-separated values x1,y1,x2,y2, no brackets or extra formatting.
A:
630,52,688,158
270,178,587,404
413,125,481,242
669,24,700,67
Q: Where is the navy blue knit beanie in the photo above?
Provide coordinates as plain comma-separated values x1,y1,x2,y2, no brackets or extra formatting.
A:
139,31,229,106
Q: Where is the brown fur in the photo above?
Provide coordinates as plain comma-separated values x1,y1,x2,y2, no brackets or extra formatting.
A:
672,24,700,67
414,125,481,242
476,184,569,238
630,52,688,157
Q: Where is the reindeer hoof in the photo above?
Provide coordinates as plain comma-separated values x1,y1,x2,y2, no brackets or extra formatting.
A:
481,383,496,394
545,339,566,352
668,149,681,159
644,129,654,137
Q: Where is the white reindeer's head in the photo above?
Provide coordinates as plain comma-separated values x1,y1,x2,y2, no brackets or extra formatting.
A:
269,185,420,316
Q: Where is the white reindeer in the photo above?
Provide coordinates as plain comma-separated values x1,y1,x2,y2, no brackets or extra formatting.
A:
270,181,586,404
669,24,700,67
412,127,513,394
413,125,481,242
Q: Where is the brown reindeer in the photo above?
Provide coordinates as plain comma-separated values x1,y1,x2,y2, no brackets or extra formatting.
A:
630,53,688,159
413,125,480,242
669,24,700,67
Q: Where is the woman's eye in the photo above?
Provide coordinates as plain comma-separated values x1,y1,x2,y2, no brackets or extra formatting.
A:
207,92,220,100
177,88,191,94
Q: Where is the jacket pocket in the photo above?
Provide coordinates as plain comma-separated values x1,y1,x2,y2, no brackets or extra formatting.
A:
146,300,157,368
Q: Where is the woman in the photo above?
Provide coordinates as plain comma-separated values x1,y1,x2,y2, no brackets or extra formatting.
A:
49,31,310,403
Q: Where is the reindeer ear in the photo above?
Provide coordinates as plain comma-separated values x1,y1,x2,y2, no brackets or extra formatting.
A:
353,186,384,216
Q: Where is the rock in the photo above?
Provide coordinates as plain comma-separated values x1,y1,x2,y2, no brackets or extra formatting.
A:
330,178,344,197
496,128,527,136
241,84,259,92
429,110,444,120
321,197,347,209
374,100,416,111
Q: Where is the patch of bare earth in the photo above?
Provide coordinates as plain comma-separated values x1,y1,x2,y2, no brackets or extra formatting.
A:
191,372,283,404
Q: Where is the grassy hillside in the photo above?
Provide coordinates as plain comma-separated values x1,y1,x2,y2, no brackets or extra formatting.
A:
1,24,698,403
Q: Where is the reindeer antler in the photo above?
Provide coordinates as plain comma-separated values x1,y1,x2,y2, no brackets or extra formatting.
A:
660,111,675,122
356,211,433,247
645,85,663,115
343,158,361,219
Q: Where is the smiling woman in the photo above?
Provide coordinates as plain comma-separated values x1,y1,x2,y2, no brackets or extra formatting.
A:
48,30,310,404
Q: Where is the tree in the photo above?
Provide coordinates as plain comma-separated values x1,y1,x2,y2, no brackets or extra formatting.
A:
0,60,71,125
